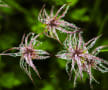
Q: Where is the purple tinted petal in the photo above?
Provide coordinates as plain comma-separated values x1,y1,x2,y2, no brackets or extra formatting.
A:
85,35,101,49
27,54,41,79
92,45,108,55
55,4,66,18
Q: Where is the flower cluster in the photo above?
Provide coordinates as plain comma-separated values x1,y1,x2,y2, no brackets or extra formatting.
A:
0,4,108,87
0,33,50,82
38,4,80,43
56,33,108,86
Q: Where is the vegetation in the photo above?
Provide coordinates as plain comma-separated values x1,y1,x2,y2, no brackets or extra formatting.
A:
0,0,108,90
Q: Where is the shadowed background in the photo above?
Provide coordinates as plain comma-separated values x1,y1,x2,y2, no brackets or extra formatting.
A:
0,0,108,90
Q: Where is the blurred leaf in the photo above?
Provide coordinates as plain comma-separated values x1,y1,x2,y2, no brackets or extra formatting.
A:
100,49,108,52
25,8,45,38
0,0,12,14
4,0,29,15
96,39,108,52
0,33,17,49
0,7,13,14
101,39,108,45
42,0,79,6
0,0,9,8
0,56,5,70
98,15,108,35
36,40,55,51
25,8,38,25
41,84,54,90
90,0,101,22
0,73,21,88
66,0,78,7
57,58,66,68
42,0,64,5
81,72,88,83
70,8,90,22
31,23,45,38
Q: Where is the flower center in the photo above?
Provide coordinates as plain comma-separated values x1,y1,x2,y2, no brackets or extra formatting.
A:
48,19,57,27
23,47,36,57
73,49,83,57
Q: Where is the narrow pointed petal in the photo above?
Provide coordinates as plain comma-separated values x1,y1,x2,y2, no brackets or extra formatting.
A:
56,52,72,60
38,4,46,21
2,47,20,53
56,27,79,34
92,45,108,55
75,55,83,79
34,50,50,55
58,5,69,20
35,55,50,60
28,54,41,79
25,32,34,46
0,53,21,57
52,27,62,44
55,4,66,18
50,6,54,17
85,35,101,49
20,57,34,83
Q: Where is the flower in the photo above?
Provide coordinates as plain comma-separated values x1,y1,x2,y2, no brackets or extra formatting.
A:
38,4,80,43
56,32,108,86
0,33,50,82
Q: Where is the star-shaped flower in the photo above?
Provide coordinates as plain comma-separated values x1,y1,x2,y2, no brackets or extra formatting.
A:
38,4,80,43
56,33,108,86
0,33,50,82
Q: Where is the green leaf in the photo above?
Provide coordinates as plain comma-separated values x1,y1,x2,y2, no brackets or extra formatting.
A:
36,40,55,51
0,73,21,88
0,0,9,8
41,84,54,90
42,0,79,6
4,0,29,15
57,58,66,68
0,33,17,49
66,0,79,7
70,8,90,22
100,49,108,52
98,15,108,35
0,57,5,70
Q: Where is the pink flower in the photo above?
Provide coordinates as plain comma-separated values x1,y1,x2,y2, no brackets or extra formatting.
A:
0,33,50,82
56,33,108,87
38,4,80,43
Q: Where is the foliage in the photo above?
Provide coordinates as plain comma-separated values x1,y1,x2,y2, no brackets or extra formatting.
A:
0,0,108,90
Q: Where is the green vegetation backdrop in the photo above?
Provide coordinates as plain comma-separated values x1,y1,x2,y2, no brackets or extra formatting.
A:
0,0,108,90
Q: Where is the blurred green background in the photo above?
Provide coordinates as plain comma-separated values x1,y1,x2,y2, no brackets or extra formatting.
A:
0,0,108,90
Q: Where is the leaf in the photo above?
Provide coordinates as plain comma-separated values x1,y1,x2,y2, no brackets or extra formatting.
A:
0,56,5,70
41,84,54,90
57,58,66,68
98,15,108,35
0,0,9,8
100,49,108,52
70,8,90,22
66,0,79,7
35,40,55,51
0,33,17,49
0,73,21,88
4,0,29,15
42,0,79,6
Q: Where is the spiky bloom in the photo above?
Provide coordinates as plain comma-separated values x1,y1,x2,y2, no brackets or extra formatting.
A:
38,4,80,43
0,33,50,82
56,33,108,86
